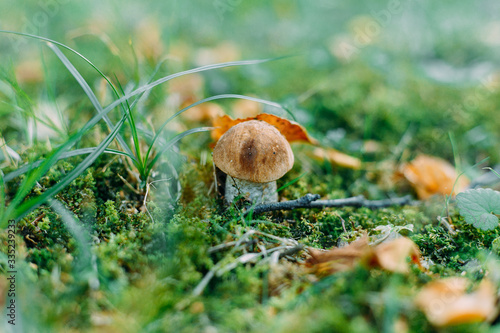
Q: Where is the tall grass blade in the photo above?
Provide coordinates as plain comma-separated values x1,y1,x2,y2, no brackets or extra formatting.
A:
113,76,142,166
144,94,290,163
146,127,212,175
46,42,134,158
4,115,126,225
49,199,99,289
0,170,5,219
1,30,283,113
3,147,131,182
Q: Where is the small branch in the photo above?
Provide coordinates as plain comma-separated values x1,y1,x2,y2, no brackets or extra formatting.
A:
246,193,414,215
278,244,304,259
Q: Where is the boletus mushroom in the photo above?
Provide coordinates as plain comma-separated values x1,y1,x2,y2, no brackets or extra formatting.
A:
213,120,294,204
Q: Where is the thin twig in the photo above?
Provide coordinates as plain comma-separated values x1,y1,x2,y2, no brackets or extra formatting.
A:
246,193,414,215
437,216,457,235
278,244,304,259
208,239,257,254
143,178,171,223
117,174,141,195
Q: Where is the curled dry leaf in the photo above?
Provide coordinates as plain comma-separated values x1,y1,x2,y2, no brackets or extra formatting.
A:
211,113,318,145
306,236,370,275
306,236,421,276
415,277,497,327
371,237,421,274
309,147,362,170
401,154,470,200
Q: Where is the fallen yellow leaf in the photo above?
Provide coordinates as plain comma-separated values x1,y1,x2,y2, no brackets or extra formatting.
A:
306,236,421,276
415,277,497,327
401,154,469,200
309,147,361,170
371,237,421,274
306,236,370,275
211,113,318,145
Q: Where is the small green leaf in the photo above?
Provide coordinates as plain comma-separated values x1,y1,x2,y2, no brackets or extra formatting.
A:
456,188,500,230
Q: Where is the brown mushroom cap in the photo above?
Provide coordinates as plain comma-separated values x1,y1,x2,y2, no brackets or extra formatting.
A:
213,120,294,183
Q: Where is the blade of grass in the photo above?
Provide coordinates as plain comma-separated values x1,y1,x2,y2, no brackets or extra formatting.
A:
46,42,134,159
442,156,490,218
3,147,130,182
448,132,461,172
2,31,156,128
40,43,69,136
484,167,500,179
2,64,137,212
144,94,290,164
4,115,127,225
145,127,212,176
113,75,142,169
277,172,308,192
90,58,285,135
1,31,284,112
0,170,5,219
3,136,81,223
49,198,99,289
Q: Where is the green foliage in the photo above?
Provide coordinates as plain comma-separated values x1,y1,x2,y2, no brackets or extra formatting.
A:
3,2,500,330
457,188,500,231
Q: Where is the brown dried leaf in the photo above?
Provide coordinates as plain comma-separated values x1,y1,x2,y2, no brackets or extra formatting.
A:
306,236,370,275
211,113,318,144
307,237,421,276
371,237,421,274
211,115,242,141
401,154,470,200
255,114,319,144
415,278,497,327
309,147,362,170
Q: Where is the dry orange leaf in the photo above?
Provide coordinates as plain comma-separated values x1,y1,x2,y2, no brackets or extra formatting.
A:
401,154,470,200
306,236,370,275
211,113,318,145
415,277,497,327
309,147,362,170
211,114,240,142
306,236,421,276
371,237,421,274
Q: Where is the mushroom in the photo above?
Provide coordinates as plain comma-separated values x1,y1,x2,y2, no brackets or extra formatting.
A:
213,120,294,204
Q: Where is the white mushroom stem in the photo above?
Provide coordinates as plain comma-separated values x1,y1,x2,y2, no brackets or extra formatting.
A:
225,177,277,204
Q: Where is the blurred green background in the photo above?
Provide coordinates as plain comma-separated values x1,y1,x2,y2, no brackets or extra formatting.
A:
2,0,500,166
2,1,500,332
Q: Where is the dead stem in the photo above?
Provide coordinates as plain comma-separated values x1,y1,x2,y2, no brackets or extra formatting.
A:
245,193,415,215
